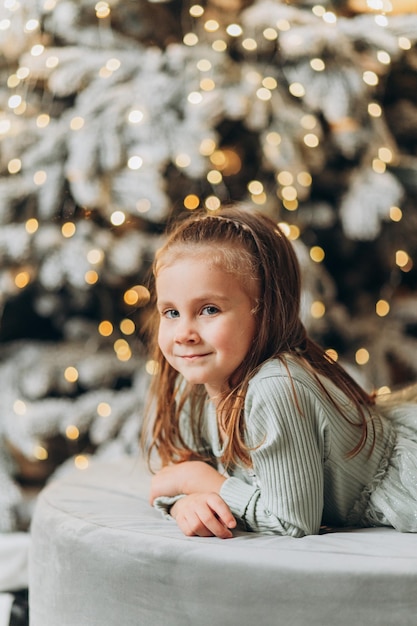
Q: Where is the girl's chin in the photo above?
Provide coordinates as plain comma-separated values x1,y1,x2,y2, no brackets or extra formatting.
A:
181,375,220,392
182,375,208,386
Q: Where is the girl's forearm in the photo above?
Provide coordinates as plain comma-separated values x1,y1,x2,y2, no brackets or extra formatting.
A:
182,461,227,495
150,461,226,504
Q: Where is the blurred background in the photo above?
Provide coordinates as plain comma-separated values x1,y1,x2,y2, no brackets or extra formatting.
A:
0,0,417,539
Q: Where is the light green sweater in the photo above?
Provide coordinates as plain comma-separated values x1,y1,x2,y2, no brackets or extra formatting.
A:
155,357,394,537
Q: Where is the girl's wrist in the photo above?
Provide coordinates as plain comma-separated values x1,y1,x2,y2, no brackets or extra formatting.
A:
169,499,180,519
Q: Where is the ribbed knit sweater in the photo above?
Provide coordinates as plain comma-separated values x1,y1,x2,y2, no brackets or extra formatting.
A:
154,357,394,537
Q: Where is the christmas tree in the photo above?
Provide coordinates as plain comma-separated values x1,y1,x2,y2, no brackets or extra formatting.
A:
1,0,417,533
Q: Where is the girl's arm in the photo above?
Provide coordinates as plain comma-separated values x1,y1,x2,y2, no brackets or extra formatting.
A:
150,462,236,539
218,372,326,537
149,460,227,504
151,366,326,537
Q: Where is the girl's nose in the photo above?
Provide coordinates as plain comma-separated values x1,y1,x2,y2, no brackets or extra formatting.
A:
174,319,199,343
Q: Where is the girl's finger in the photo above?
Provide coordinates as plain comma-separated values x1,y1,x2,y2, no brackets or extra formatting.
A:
206,493,237,529
196,505,234,539
182,506,233,539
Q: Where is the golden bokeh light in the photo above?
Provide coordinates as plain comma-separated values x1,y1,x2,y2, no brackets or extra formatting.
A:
396,249,410,268
95,2,110,18
282,186,297,201
189,4,204,17
205,195,221,211
368,102,382,117
85,270,99,285
289,82,305,98
310,246,325,262
325,348,339,362
8,158,21,174
263,28,278,40
87,249,104,264
34,445,48,461
376,299,390,317
184,194,200,210
311,301,326,319
182,33,198,47
207,170,222,184
242,38,257,51
33,170,47,185
61,222,76,237
14,271,31,289
70,116,85,131
64,366,79,383
123,285,151,307
247,180,264,195
66,425,80,440
355,348,370,365
210,149,241,175
146,360,159,375
389,206,402,222
277,171,293,186
98,320,113,336
97,402,112,417
74,455,89,470
120,318,135,335
114,338,132,361
204,19,219,32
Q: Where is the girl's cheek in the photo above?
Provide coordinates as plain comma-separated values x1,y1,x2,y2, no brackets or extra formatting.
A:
157,326,166,350
159,324,173,352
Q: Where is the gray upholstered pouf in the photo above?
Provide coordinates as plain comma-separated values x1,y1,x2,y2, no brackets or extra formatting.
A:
29,457,417,626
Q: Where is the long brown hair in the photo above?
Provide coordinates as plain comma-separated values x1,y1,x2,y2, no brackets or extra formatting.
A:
143,205,375,468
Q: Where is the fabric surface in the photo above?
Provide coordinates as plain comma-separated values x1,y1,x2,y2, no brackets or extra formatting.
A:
155,357,417,535
29,456,417,626
0,594,13,626
367,397,417,531
0,533,29,592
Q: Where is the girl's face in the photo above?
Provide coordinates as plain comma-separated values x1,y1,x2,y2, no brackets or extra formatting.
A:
156,254,257,402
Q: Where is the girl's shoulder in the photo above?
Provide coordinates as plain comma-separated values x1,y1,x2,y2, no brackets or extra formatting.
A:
244,356,331,437
247,355,340,410
248,355,314,389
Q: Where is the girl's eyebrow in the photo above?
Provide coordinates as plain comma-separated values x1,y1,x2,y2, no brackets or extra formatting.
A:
193,294,230,303
157,294,231,308
156,300,175,309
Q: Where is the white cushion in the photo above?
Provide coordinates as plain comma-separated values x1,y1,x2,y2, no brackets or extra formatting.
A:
29,457,417,626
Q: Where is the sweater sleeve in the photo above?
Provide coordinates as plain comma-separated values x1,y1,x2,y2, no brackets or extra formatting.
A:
220,370,326,537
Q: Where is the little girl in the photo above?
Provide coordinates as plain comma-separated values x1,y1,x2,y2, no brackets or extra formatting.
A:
145,205,417,538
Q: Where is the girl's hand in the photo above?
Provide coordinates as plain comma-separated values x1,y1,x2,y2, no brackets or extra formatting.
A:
170,492,236,539
149,461,226,504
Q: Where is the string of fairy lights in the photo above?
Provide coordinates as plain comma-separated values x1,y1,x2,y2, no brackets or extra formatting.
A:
1,0,416,468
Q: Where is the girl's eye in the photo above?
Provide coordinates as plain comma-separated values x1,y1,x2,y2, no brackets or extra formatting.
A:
164,309,180,319
201,305,219,316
